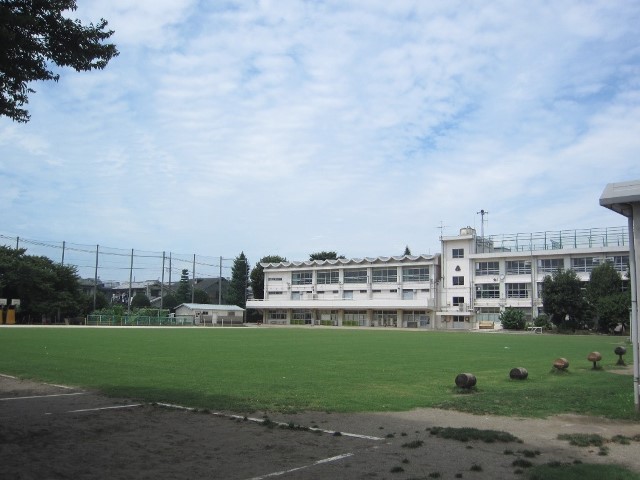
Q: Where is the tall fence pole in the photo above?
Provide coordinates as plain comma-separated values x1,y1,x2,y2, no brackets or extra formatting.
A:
93,245,99,311
128,248,134,314
191,254,196,303
161,251,165,310
219,256,222,304
61,240,66,266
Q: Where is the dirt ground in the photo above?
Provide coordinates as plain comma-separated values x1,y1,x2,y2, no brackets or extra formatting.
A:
1,374,640,480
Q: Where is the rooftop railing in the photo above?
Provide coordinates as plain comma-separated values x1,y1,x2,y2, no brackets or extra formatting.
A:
477,226,628,253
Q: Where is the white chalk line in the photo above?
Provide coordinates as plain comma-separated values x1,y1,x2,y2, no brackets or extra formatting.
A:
246,453,354,480
63,404,143,414
0,374,81,391
155,403,384,441
0,392,87,401
44,383,79,390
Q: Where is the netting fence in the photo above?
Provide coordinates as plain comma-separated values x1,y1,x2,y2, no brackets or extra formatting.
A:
0,233,238,287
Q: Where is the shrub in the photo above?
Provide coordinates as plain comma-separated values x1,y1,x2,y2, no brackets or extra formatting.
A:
499,308,526,330
533,314,551,329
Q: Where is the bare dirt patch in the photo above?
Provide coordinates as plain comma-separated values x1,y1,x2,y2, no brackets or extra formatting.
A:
1,375,639,479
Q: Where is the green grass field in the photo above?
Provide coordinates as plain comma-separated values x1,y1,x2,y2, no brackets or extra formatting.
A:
0,327,636,419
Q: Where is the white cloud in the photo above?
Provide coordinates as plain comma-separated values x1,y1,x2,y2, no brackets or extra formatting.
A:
2,0,640,273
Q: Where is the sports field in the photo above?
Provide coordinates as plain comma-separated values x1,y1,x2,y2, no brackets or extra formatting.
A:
0,327,636,419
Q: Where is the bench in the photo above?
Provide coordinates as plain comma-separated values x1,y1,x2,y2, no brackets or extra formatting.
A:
478,321,494,330
527,326,543,334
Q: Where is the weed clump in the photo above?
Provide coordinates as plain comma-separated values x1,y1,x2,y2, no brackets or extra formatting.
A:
401,440,424,449
429,426,520,443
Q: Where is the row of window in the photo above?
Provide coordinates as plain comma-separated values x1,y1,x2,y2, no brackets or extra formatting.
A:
451,282,532,303
268,309,429,323
283,289,430,300
288,266,430,285
475,283,530,299
474,256,628,276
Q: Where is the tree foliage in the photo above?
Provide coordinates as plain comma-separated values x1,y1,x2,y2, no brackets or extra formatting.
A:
403,246,412,256
83,290,108,314
161,293,179,310
192,288,210,304
175,269,191,304
250,255,287,300
0,0,119,122
499,307,526,330
130,293,151,309
586,262,630,332
227,252,249,308
541,269,588,330
309,251,345,261
0,245,83,322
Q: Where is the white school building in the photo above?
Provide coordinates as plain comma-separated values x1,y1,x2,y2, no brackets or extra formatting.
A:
247,226,630,330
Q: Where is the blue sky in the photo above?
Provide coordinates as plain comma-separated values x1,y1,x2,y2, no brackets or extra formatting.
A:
1,0,639,277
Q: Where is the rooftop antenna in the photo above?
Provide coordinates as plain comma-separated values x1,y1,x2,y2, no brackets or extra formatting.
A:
437,221,449,240
477,209,488,252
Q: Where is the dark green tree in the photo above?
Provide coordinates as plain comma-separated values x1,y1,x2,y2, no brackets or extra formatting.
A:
192,289,210,304
83,290,108,314
161,292,179,310
250,255,287,300
227,252,249,308
0,0,119,122
541,269,588,330
130,293,151,309
587,262,630,332
0,245,83,322
499,307,526,330
175,269,191,303
309,251,345,261
403,246,412,256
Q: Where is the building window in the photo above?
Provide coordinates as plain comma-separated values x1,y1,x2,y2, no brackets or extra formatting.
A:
319,310,338,324
291,271,313,285
344,269,368,283
506,283,529,298
372,267,397,283
291,292,301,300
476,261,499,276
268,310,287,320
343,290,353,300
402,266,429,282
402,290,414,300
452,296,465,306
267,277,283,282
405,310,429,327
374,311,397,327
452,248,464,258
267,291,283,295
343,310,367,326
453,276,465,286
571,257,599,273
506,260,531,275
538,258,563,273
291,310,312,325
475,283,500,299
608,255,629,273
317,270,339,284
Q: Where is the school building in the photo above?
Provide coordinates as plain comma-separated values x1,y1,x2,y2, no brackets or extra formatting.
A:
246,226,630,330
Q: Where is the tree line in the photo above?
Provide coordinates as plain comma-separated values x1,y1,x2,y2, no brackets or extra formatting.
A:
4,244,629,331
500,261,631,333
